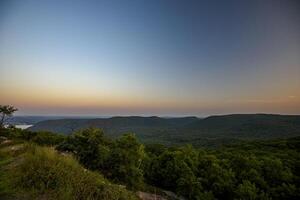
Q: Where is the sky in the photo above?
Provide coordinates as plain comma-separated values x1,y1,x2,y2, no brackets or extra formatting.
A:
0,0,299,116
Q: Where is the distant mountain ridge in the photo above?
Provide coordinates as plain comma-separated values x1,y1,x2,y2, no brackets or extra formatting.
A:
6,116,111,125
6,116,65,125
183,114,300,138
28,116,198,134
28,114,300,147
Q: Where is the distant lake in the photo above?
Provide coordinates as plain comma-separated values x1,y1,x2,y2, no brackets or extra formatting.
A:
15,124,32,129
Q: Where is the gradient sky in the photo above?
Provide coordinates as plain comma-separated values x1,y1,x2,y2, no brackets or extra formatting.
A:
0,0,299,116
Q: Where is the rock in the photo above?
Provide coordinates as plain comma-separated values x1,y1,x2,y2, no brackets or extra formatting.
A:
137,191,167,200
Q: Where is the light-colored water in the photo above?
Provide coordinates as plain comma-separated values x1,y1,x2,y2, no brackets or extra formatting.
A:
15,124,32,129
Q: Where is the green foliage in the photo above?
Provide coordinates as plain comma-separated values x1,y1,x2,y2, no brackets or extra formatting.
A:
2,144,138,200
144,138,300,199
57,128,108,170
57,129,145,189
144,143,167,156
235,180,259,200
2,127,300,199
30,131,65,145
2,127,65,146
108,134,145,189
145,148,204,199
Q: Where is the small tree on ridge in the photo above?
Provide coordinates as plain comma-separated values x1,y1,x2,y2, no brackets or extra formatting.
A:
0,105,18,128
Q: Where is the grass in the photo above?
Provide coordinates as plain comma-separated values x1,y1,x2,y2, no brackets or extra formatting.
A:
0,142,138,200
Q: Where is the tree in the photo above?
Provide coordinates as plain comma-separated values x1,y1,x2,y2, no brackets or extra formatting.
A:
56,128,109,170
145,150,204,199
109,134,145,189
235,180,258,200
0,105,18,128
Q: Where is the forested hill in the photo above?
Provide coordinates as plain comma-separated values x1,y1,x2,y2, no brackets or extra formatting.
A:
184,114,300,138
28,116,198,134
28,114,300,146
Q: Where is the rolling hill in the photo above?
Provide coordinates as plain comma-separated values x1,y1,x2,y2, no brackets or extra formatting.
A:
28,114,300,147
184,114,300,138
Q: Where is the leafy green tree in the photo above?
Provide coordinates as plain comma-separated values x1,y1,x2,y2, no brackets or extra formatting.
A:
145,149,204,199
109,133,145,189
261,157,293,186
272,183,299,199
197,154,235,199
176,171,202,199
229,154,267,190
57,128,108,170
235,180,258,200
144,143,166,157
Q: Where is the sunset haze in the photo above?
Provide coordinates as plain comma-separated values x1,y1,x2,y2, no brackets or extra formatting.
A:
0,0,299,116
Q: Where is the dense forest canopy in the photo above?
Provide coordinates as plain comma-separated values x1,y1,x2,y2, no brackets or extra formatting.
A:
1,126,299,199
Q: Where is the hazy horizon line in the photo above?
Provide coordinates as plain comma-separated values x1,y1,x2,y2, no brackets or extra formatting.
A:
12,112,300,118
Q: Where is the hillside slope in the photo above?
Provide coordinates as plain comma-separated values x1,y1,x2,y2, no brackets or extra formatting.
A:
28,114,300,146
0,140,138,200
184,114,300,138
28,116,198,135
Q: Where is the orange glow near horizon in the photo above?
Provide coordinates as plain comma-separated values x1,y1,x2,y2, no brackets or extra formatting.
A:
0,0,299,116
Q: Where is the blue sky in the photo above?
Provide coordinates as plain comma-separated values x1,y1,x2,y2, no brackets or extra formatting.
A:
0,0,299,116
